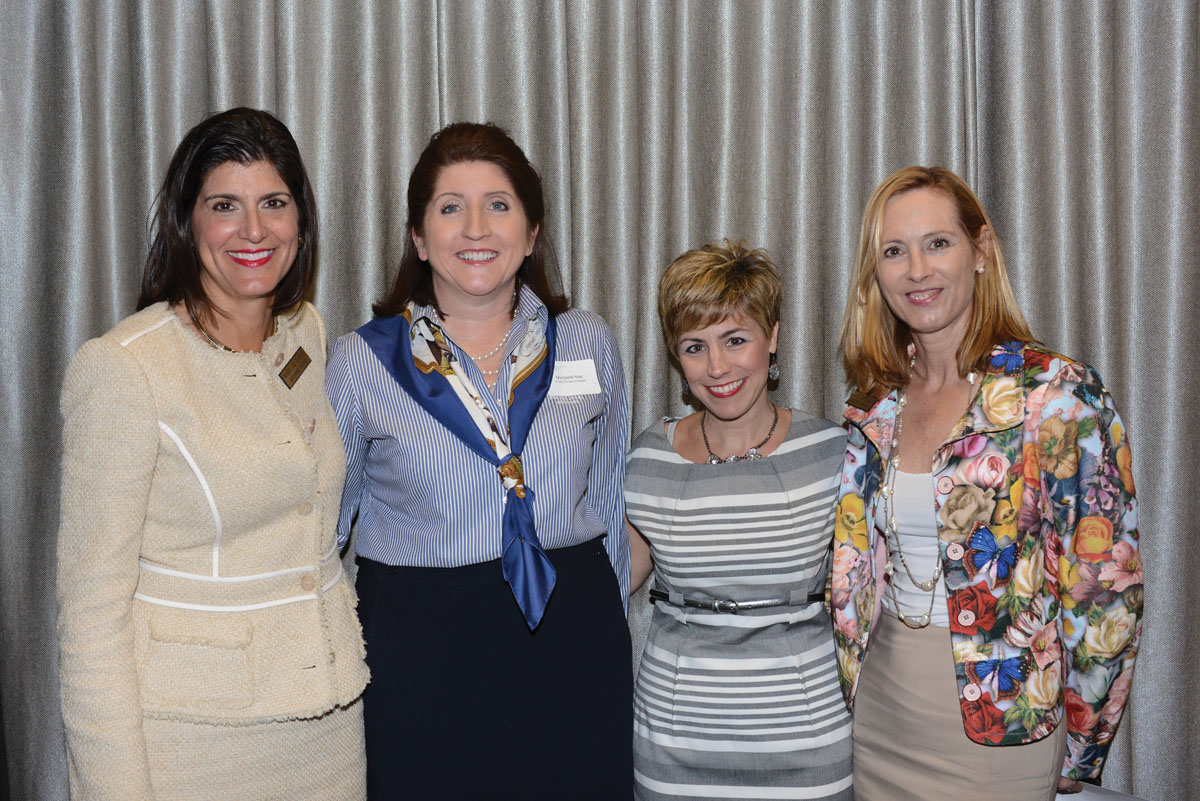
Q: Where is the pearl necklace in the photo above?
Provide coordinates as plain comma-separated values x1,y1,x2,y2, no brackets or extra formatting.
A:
882,356,976,629
432,309,511,377
466,333,508,365
473,338,508,378
701,404,779,465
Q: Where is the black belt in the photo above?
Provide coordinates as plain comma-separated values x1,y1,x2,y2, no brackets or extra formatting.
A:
648,588,824,614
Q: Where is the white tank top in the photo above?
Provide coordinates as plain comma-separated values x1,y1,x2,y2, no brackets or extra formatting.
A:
880,470,950,628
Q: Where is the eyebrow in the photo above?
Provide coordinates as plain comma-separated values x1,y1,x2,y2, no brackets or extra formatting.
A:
433,189,515,202
680,327,751,342
201,190,292,203
883,229,959,243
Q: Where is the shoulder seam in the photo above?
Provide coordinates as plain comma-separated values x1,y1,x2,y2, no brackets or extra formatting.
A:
120,314,174,347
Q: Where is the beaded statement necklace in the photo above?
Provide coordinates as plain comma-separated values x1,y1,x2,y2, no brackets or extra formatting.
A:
881,355,976,629
701,403,779,465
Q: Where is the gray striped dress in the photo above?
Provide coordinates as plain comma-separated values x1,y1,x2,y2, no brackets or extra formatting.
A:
626,411,853,801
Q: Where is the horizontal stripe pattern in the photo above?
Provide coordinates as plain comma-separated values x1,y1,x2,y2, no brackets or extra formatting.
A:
626,412,852,800
327,290,630,603
634,769,853,800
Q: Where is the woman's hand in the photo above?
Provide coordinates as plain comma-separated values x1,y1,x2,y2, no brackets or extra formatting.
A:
628,519,654,595
1057,776,1082,794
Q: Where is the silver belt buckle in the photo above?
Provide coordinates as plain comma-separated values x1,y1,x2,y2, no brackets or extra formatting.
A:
712,598,740,614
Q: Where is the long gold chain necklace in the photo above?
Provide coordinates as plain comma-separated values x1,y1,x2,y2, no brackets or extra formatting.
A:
881,356,976,629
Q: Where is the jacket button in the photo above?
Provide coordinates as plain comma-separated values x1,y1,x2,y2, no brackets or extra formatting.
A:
297,501,314,516
962,682,982,701
957,609,976,627
274,352,285,367
946,543,965,560
936,475,955,494
300,575,317,592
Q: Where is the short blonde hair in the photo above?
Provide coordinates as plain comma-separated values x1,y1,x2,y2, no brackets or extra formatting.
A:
658,240,783,358
839,166,1034,397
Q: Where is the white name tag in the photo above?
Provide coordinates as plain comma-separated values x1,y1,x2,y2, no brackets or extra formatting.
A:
548,359,602,397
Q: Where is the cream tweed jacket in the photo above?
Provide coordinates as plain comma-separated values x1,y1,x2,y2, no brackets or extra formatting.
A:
57,302,369,800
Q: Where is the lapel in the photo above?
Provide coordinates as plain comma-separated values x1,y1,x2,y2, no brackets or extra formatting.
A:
843,388,900,464
960,340,1027,437
842,341,1029,459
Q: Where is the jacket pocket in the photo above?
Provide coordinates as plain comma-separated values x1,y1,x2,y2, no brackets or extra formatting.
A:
140,607,254,711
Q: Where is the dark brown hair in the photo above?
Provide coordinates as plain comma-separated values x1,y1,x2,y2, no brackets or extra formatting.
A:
137,107,318,322
373,122,567,318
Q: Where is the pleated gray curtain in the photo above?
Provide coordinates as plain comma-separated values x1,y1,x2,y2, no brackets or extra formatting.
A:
1,1,1195,799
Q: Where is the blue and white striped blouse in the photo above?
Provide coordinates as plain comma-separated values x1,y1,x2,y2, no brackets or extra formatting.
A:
327,287,631,605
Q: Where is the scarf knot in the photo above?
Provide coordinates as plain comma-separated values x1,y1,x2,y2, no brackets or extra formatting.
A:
498,455,526,498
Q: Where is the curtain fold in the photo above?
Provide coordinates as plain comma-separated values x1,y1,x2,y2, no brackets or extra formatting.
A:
1,2,1194,799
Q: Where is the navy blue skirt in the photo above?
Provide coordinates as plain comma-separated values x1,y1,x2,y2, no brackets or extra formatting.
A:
356,538,633,800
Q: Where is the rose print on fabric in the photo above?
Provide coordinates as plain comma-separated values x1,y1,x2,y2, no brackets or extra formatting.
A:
981,375,1023,426
953,448,1012,489
961,692,1008,744
1039,416,1081,480
1024,664,1061,710
937,485,997,543
1082,605,1137,661
832,343,1141,782
1072,516,1114,563
949,583,999,635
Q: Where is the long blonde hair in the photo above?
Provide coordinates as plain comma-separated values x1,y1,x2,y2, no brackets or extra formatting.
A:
839,166,1034,398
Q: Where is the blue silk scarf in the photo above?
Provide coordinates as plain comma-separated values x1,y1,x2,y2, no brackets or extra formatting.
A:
357,305,559,630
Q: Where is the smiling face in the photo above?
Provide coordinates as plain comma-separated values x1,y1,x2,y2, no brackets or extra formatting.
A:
875,187,988,349
190,160,299,312
676,315,779,423
412,160,538,314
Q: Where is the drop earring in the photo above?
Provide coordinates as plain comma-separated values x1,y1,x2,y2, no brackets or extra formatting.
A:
768,353,780,381
681,376,691,395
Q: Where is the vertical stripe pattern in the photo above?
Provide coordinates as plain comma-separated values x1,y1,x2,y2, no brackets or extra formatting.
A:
327,289,631,603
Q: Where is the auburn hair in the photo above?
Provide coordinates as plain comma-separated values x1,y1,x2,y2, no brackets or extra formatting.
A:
373,122,567,318
658,239,782,359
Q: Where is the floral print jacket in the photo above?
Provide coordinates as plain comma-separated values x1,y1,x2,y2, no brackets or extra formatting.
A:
831,341,1141,783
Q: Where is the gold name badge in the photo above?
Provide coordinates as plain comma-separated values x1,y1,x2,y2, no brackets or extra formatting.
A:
279,347,312,389
846,389,879,412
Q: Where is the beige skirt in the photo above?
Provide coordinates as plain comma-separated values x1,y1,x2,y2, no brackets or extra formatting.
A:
143,698,365,801
852,613,1066,801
